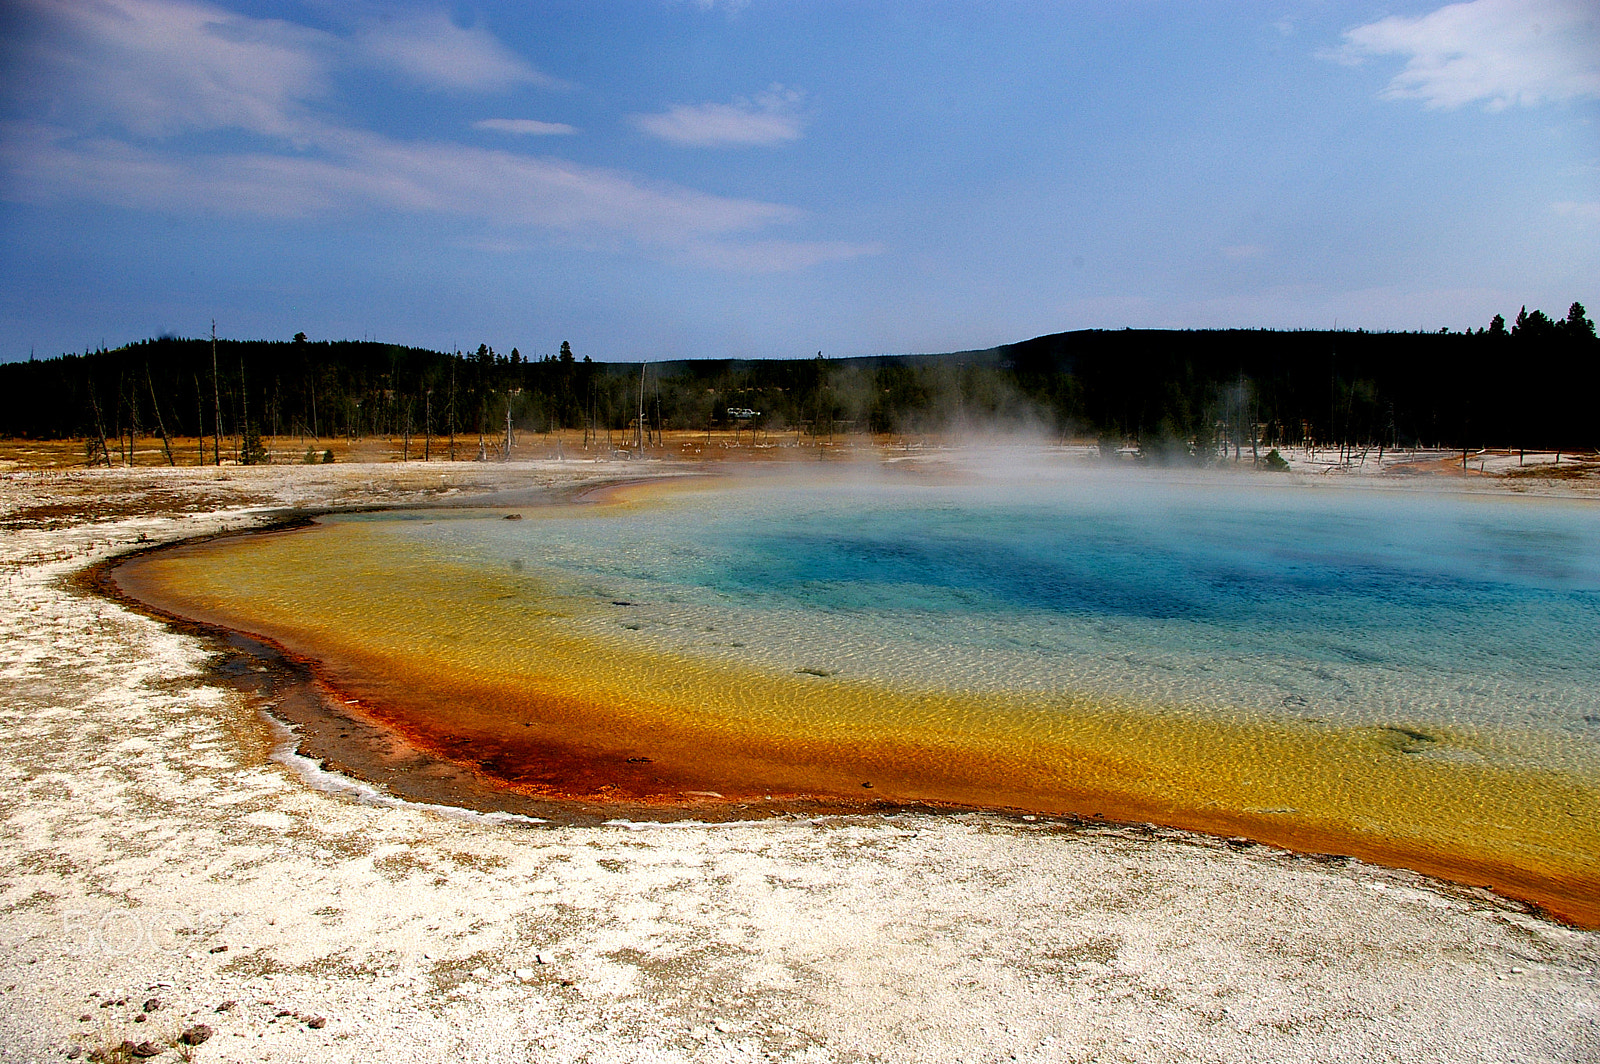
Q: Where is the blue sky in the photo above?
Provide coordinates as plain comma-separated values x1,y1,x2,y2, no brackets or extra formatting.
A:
1,0,1596,362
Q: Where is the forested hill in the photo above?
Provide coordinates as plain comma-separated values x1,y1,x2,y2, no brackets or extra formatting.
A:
2,304,1596,452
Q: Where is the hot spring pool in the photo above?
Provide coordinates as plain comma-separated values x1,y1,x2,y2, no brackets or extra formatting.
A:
114,464,1600,923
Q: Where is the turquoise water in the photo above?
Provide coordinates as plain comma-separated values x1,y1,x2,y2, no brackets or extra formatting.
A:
358,467,1600,761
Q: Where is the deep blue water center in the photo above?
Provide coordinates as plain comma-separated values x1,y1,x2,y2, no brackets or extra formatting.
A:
445,468,1600,737
707,478,1600,674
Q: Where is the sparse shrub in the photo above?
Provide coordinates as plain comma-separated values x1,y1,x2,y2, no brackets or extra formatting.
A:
321,449,335,464
242,427,268,465
85,1039,136,1063
1263,448,1290,471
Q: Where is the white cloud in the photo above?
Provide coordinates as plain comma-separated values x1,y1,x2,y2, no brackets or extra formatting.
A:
1553,200,1600,220
632,87,805,147
473,119,577,136
8,0,334,139
1331,0,1600,110
357,12,559,92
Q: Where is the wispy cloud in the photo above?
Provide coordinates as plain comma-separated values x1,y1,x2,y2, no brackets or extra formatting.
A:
2,120,797,239
473,118,577,136
7,0,334,139
1553,201,1600,221
683,239,882,272
1220,244,1267,261
0,1,864,270
1328,0,1600,110
686,0,751,14
632,86,805,147
356,11,559,92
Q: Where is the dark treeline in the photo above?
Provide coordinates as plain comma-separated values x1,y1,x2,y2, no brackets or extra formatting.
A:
2,303,1595,459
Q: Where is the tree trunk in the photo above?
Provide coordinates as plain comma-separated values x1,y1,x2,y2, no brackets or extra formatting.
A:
145,365,175,465
211,322,223,465
87,385,112,468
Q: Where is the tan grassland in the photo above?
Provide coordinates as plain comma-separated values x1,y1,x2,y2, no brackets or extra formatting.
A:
0,440,1597,1063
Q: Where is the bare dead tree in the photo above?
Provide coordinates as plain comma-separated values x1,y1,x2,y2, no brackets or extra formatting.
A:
145,364,175,466
86,383,112,468
211,321,223,465
193,373,206,465
401,393,411,462
239,348,253,463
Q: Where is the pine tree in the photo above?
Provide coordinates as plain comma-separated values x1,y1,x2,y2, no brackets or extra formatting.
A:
1563,302,1595,339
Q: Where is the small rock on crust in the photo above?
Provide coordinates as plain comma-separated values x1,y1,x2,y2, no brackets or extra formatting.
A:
178,1024,213,1046
305,1017,326,1029
142,998,160,1013
129,1043,163,1059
